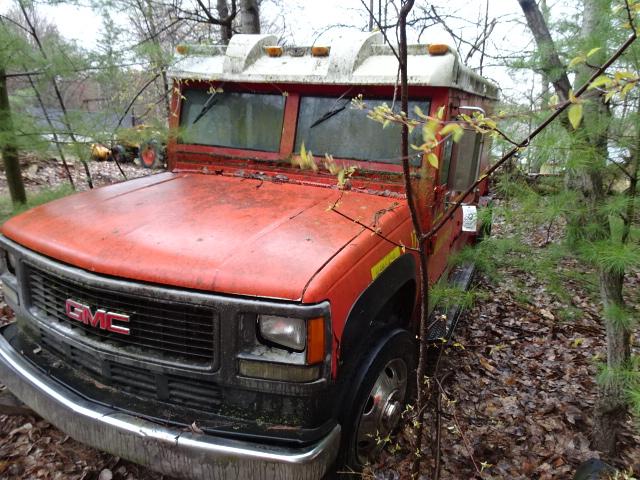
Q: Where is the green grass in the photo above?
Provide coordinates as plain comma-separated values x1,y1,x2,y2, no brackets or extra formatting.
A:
0,185,75,224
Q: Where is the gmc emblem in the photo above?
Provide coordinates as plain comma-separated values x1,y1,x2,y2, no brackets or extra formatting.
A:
65,299,130,335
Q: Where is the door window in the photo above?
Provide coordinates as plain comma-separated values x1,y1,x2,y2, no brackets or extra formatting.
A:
451,130,482,191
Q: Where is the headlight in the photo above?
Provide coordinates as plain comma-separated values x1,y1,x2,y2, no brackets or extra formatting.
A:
6,252,16,274
258,315,306,351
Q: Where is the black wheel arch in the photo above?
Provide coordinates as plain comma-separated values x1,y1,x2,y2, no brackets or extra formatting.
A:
339,252,417,368
333,254,417,418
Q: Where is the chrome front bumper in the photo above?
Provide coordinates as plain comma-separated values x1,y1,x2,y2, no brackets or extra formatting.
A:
0,326,341,480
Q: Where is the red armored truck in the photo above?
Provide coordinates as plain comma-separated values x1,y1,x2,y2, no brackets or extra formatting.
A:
0,33,497,478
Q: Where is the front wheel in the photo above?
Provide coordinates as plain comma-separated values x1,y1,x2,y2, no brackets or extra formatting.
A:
339,331,416,471
138,139,164,169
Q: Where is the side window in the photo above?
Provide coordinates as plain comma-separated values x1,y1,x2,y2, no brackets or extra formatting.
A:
451,130,482,191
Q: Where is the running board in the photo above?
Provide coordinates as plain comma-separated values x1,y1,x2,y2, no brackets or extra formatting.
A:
426,263,476,341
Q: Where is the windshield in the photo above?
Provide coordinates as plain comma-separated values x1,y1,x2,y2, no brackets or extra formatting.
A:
179,88,286,152
295,96,429,164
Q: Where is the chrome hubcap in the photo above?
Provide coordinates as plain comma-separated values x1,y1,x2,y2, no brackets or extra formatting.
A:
355,358,408,464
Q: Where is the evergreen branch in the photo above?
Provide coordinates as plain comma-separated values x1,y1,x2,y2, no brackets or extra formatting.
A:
1,70,45,78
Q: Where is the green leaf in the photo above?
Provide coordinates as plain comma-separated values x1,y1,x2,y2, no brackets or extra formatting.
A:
568,103,583,129
549,94,559,106
427,153,439,168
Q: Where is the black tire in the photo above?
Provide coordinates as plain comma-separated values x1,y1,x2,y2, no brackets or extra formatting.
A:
138,139,164,169
337,330,416,473
109,144,128,164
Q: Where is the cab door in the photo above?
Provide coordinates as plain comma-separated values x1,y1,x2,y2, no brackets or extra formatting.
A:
427,127,484,282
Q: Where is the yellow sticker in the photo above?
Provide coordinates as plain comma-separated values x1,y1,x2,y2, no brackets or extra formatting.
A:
411,230,419,249
371,246,401,280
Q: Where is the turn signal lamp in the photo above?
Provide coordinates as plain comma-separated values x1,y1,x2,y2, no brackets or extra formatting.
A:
428,44,449,55
264,46,283,57
311,46,330,57
306,317,325,364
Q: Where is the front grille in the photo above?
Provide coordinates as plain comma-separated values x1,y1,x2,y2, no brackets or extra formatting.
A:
26,264,217,364
39,328,223,412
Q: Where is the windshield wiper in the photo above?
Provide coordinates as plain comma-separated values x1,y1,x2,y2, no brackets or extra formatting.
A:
192,92,221,125
309,99,351,129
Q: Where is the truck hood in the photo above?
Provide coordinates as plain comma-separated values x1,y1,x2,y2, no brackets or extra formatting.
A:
2,172,402,301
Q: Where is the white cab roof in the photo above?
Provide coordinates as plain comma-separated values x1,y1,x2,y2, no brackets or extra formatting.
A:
168,32,498,100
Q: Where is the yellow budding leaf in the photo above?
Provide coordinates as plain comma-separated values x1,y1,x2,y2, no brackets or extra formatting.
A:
568,55,585,68
482,118,497,129
426,153,439,168
568,89,578,103
621,82,635,97
568,103,583,130
422,119,439,141
324,154,340,175
413,105,428,119
549,94,559,106
614,70,637,81
439,123,464,142
587,75,612,90
300,141,307,163
436,105,445,120
587,47,601,58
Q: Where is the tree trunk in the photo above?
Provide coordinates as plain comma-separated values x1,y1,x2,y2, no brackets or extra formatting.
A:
0,68,27,205
217,0,232,43
516,0,572,102
519,0,631,457
240,0,260,34
593,269,630,455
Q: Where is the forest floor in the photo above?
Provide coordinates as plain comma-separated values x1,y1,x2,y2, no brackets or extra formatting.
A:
0,154,154,198
0,157,639,479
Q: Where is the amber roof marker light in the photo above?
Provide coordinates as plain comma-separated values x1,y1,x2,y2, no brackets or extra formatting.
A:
311,46,330,57
264,46,283,57
428,44,450,55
